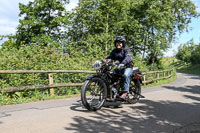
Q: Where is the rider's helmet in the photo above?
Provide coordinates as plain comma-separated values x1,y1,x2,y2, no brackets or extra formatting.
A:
114,36,126,48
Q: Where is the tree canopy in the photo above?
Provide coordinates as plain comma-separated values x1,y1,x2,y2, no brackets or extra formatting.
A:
0,0,199,65
68,0,198,62
15,0,70,48
176,39,200,64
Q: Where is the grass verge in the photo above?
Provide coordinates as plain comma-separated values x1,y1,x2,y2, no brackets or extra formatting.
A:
176,64,200,75
143,71,177,88
0,92,81,106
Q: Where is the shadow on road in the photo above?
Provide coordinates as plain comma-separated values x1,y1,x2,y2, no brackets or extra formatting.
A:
70,102,90,113
177,72,200,80
66,98,200,133
184,95,200,102
70,100,123,112
65,73,200,133
190,76,200,80
163,85,200,95
66,74,200,133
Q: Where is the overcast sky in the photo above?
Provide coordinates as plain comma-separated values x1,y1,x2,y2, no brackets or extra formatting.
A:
0,0,200,56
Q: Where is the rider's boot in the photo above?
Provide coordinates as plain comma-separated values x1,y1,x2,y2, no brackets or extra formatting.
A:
120,91,128,99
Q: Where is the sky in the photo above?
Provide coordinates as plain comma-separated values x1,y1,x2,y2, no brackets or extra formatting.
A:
0,0,200,57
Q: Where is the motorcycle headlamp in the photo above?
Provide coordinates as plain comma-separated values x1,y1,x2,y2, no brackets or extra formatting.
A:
93,61,102,70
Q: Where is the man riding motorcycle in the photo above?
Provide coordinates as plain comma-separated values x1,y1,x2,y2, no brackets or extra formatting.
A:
106,36,133,99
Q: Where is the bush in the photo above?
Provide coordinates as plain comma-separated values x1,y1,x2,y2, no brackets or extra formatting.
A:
0,45,93,100
175,40,199,64
0,44,173,105
191,44,200,64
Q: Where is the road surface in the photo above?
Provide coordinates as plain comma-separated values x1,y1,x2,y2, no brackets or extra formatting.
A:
0,73,200,133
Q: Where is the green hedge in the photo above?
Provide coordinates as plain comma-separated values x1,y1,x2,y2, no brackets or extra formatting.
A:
0,45,169,105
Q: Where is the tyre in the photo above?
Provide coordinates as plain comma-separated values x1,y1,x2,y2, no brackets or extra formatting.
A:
81,77,107,111
127,79,141,104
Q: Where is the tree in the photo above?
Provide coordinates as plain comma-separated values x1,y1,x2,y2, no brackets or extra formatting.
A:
68,0,129,54
68,0,198,65
15,0,70,48
131,0,198,62
176,39,196,63
191,43,200,64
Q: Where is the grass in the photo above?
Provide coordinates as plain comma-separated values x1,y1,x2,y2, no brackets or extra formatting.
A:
171,60,200,75
141,57,178,88
177,64,200,75
0,92,81,106
143,71,177,88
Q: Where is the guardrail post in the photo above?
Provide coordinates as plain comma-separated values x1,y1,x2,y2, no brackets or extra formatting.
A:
143,74,146,86
157,72,159,81
163,71,165,78
48,74,54,95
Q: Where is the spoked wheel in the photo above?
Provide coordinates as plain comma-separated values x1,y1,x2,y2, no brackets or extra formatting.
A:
81,77,107,111
127,79,141,104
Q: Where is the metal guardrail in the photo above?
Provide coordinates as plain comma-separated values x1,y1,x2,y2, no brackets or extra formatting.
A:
0,69,175,95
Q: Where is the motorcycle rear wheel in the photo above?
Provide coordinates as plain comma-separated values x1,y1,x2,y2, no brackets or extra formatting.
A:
127,79,141,104
81,77,107,111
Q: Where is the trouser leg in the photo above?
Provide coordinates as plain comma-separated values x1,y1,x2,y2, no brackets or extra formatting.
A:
123,68,133,92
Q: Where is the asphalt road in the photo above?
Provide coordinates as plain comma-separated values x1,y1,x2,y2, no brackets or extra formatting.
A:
0,73,200,133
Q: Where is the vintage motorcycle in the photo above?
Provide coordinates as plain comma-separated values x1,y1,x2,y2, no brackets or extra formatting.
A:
81,60,144,111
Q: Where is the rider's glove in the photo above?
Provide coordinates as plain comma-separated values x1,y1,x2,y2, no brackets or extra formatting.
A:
118,64,125,69
103,59,111,63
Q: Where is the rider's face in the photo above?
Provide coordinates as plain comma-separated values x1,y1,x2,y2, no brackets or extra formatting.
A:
116,41,123,49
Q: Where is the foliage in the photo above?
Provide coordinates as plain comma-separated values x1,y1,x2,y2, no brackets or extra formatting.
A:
1,0,198,65
68,0,198,64
1,0,198,105
0,44,89,105
0,45,91,100
175,61,200,75
0,44,168,104
190,44,200,64
176,40,200,64
144,69,177,88
11,0,70,48
176,39,194,63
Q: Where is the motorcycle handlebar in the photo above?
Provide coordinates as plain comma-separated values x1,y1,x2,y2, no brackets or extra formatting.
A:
103,60,125,69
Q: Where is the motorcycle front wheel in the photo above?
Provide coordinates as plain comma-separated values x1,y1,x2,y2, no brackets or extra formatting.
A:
81,77,107,111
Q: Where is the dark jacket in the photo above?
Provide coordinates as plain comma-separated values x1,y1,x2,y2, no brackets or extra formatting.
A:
106,45,133,68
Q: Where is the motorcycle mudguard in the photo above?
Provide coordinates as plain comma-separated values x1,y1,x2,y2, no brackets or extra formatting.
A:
86,75,109,88
135,74,143,84
86,75,101,80
139,78,143,84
